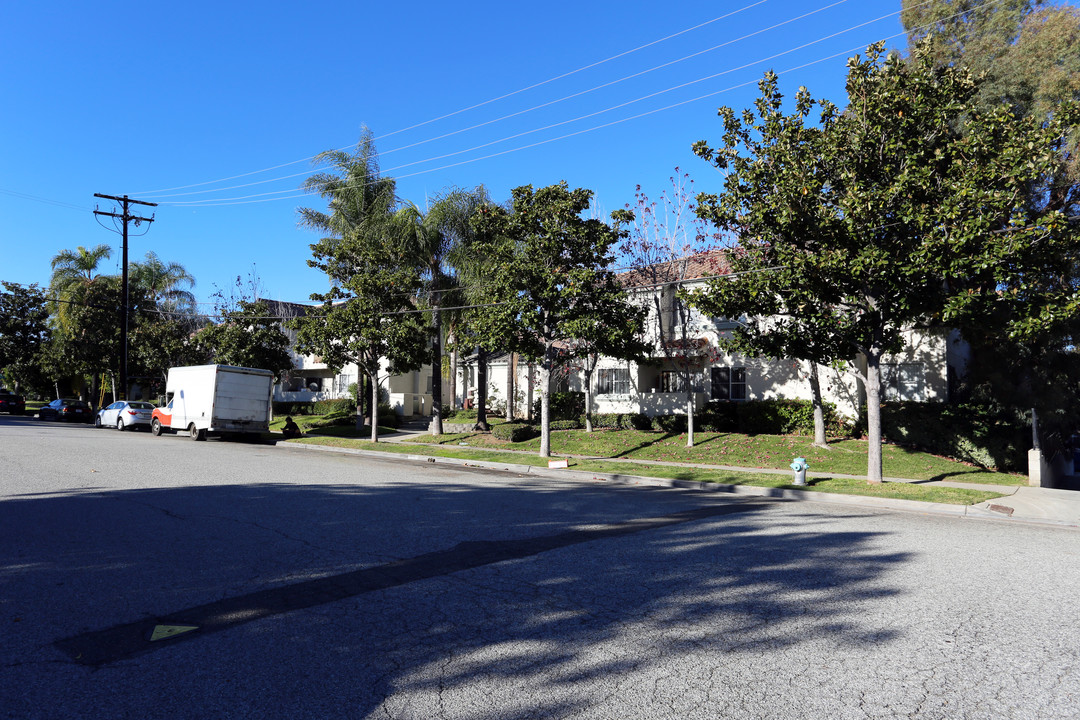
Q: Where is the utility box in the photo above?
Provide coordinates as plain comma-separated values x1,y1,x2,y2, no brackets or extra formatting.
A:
152,365,274,441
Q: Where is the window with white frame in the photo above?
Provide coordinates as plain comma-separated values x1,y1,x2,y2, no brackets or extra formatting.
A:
711,366,747,401
883,363,924,402
597,368,630,395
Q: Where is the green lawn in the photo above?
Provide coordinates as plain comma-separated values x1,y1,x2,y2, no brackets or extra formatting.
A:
401,427,1025,485
286,435,1006,505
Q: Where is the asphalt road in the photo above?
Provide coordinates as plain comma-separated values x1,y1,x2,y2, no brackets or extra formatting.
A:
2,414,1079,719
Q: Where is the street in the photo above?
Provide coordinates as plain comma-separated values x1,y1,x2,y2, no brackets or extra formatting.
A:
1,414,1079,719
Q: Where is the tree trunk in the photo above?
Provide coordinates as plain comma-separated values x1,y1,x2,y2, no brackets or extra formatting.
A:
449,330,458,411
474,347,489,431
685,388,695,448
584,356,594,433
430,306,443,436
506,352,516,421
809,361,828,448
356,373,366,429
369,368,380,443
539,360,551,458
865,351,883,483
527,362,534,421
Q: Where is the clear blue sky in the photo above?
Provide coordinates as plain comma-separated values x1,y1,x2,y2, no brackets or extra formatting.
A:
3,0,931,310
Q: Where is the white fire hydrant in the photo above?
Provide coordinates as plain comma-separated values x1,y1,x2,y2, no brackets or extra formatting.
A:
790,457,809,486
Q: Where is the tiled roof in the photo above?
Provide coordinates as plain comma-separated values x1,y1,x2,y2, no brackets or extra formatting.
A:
618,248,731,288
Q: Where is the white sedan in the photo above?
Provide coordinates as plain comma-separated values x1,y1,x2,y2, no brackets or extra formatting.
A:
95,401,156,431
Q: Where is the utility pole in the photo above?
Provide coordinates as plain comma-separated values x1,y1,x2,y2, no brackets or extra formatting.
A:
94,194,157,401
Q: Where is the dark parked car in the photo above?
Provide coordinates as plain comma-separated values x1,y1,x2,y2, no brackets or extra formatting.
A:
38,398,93,423
0,391,25,415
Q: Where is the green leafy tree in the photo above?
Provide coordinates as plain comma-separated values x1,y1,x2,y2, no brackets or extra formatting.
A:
690,41,1080,482
0,282,50,393
902,0,1080,209
902,0,1080,433
195,300,293,378
293,240,428,441
473,182,646,457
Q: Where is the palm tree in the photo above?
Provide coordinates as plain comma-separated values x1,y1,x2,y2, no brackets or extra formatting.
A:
297,130,398,420
394,187,492,435
49,244,114,333
50,243,112,292
130,251,197,312
298,129,397,250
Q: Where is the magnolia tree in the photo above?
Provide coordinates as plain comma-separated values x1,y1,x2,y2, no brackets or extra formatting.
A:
613,170,725,447
691,41,1080,482
473,182,646,457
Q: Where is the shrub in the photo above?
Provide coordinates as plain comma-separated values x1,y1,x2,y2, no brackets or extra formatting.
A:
491,423,540,442
447,409,478,421
651,414,688,432
273,401,315,416
533,391,585,421
549,419,581,431
314,398,355,416
588,413,621,429
881,402,1027,471
733,399,844,436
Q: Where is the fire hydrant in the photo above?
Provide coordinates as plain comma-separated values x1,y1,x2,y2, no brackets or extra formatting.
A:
790,457,809,486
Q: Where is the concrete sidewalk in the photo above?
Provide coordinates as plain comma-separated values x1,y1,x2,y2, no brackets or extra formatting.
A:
299,425,1080,529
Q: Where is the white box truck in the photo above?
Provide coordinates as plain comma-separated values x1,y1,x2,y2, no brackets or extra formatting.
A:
151,365,274,441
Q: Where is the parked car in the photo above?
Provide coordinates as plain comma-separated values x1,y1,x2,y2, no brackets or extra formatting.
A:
0,390,25,415
38,398,93,423
95,400,155,431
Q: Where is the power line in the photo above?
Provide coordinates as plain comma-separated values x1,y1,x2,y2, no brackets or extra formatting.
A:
151,0,968,208
131,0,772,197
140,0,857,201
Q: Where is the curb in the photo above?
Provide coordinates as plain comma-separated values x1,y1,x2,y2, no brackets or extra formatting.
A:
274,441,1078,529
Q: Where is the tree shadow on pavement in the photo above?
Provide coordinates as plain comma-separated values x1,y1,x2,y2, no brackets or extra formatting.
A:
0,470,911,719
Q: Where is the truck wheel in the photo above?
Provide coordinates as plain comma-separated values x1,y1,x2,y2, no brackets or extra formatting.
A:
152,419,162,436
188,423,206,441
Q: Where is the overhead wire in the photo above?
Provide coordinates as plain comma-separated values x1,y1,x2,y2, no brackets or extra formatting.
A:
157,12,921,207
141,0,855,201
132,0,772,197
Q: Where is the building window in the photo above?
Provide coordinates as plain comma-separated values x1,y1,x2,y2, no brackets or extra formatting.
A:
597,368,630,395
883,363,924,402
711,367,746,401
661,370,702,393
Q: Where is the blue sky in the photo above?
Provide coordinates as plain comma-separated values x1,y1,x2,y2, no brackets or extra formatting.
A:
2,0,952,310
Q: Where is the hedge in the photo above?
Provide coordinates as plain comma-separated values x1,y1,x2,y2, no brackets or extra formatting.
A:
878,402,1027,471
492,423,540,442
533,392,585,421
549,419,581,431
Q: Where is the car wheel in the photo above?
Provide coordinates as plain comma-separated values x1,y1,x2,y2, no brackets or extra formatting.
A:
94,416,102,428
152,419,163,436
117,418,125,431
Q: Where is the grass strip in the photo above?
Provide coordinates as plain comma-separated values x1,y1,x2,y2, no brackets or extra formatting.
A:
290,437,1006,505
403,429,1025,486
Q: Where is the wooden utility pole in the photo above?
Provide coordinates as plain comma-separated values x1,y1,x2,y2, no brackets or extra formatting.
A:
93,194,157,400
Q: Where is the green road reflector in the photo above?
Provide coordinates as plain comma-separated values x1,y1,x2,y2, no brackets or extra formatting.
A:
150,625,199,642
